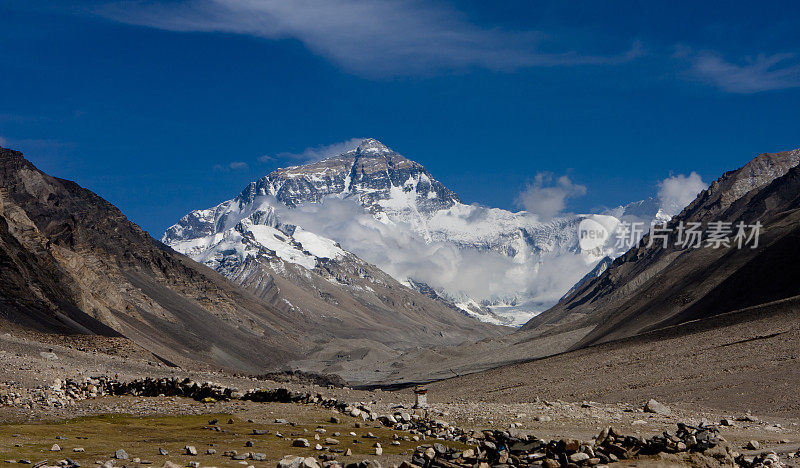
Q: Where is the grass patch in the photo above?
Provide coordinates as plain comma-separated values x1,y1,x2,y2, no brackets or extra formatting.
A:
0,400,468,466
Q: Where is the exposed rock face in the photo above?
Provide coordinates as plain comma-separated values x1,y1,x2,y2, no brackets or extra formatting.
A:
0,146,504,381
164,140,458,246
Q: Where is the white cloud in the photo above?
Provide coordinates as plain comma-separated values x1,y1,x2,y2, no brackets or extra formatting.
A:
214,161,250,171
98,0,644,77
260,138,364,164
0,136,7,147
516,173,587,220
273,197,590,306
682,50,800,93
657,172,707,217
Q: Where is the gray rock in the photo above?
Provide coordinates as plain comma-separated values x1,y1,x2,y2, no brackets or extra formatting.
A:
39,352,58,361
643,399,671,416
746,440,760,450
569,453,590,463
251,454,267,462
158,449,168,456
293,439,311,448
277,457,304,468
185,446,198,456
115,450,129,460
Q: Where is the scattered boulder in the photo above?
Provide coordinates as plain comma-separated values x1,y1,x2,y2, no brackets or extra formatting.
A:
644,399,672,416
278,457,304,468
293,439,311,448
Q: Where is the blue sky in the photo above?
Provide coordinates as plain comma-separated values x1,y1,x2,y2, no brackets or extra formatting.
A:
1,0,799,236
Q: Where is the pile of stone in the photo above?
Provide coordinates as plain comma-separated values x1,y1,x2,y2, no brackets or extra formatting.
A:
377,413,463,441
0,383,24,406
0,378,109,408
104,377,244,401
736,451,784,468
278,455,384,468
409,423,733,468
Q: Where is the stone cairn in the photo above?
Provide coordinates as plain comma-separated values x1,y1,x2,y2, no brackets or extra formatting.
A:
406,423,738,468
0,377,783,467
0,378,108,408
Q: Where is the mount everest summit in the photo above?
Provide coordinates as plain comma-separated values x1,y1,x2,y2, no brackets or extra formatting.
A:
164,139,682,326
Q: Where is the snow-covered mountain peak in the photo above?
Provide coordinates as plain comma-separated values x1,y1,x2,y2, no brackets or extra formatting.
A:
351,138,392,155
165,140,679,327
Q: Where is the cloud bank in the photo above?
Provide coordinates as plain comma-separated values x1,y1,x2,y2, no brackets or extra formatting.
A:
681,49,800,93
260,138,364,164
516,173,587,220
657,172,707,217
98,0,643,77
214,161,250,171
274,197,589,305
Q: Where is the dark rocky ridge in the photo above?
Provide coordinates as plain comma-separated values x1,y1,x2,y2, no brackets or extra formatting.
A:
0,146,308,371
522,148,800,349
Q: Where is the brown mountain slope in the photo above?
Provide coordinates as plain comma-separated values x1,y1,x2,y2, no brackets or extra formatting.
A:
0,146,309,371
522,148,800,349
0,147,505,378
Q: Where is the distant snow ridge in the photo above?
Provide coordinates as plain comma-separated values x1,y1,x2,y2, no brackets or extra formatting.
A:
164,139,674,326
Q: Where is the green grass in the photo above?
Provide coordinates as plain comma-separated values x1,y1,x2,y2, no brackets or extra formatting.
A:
0,401,468,466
